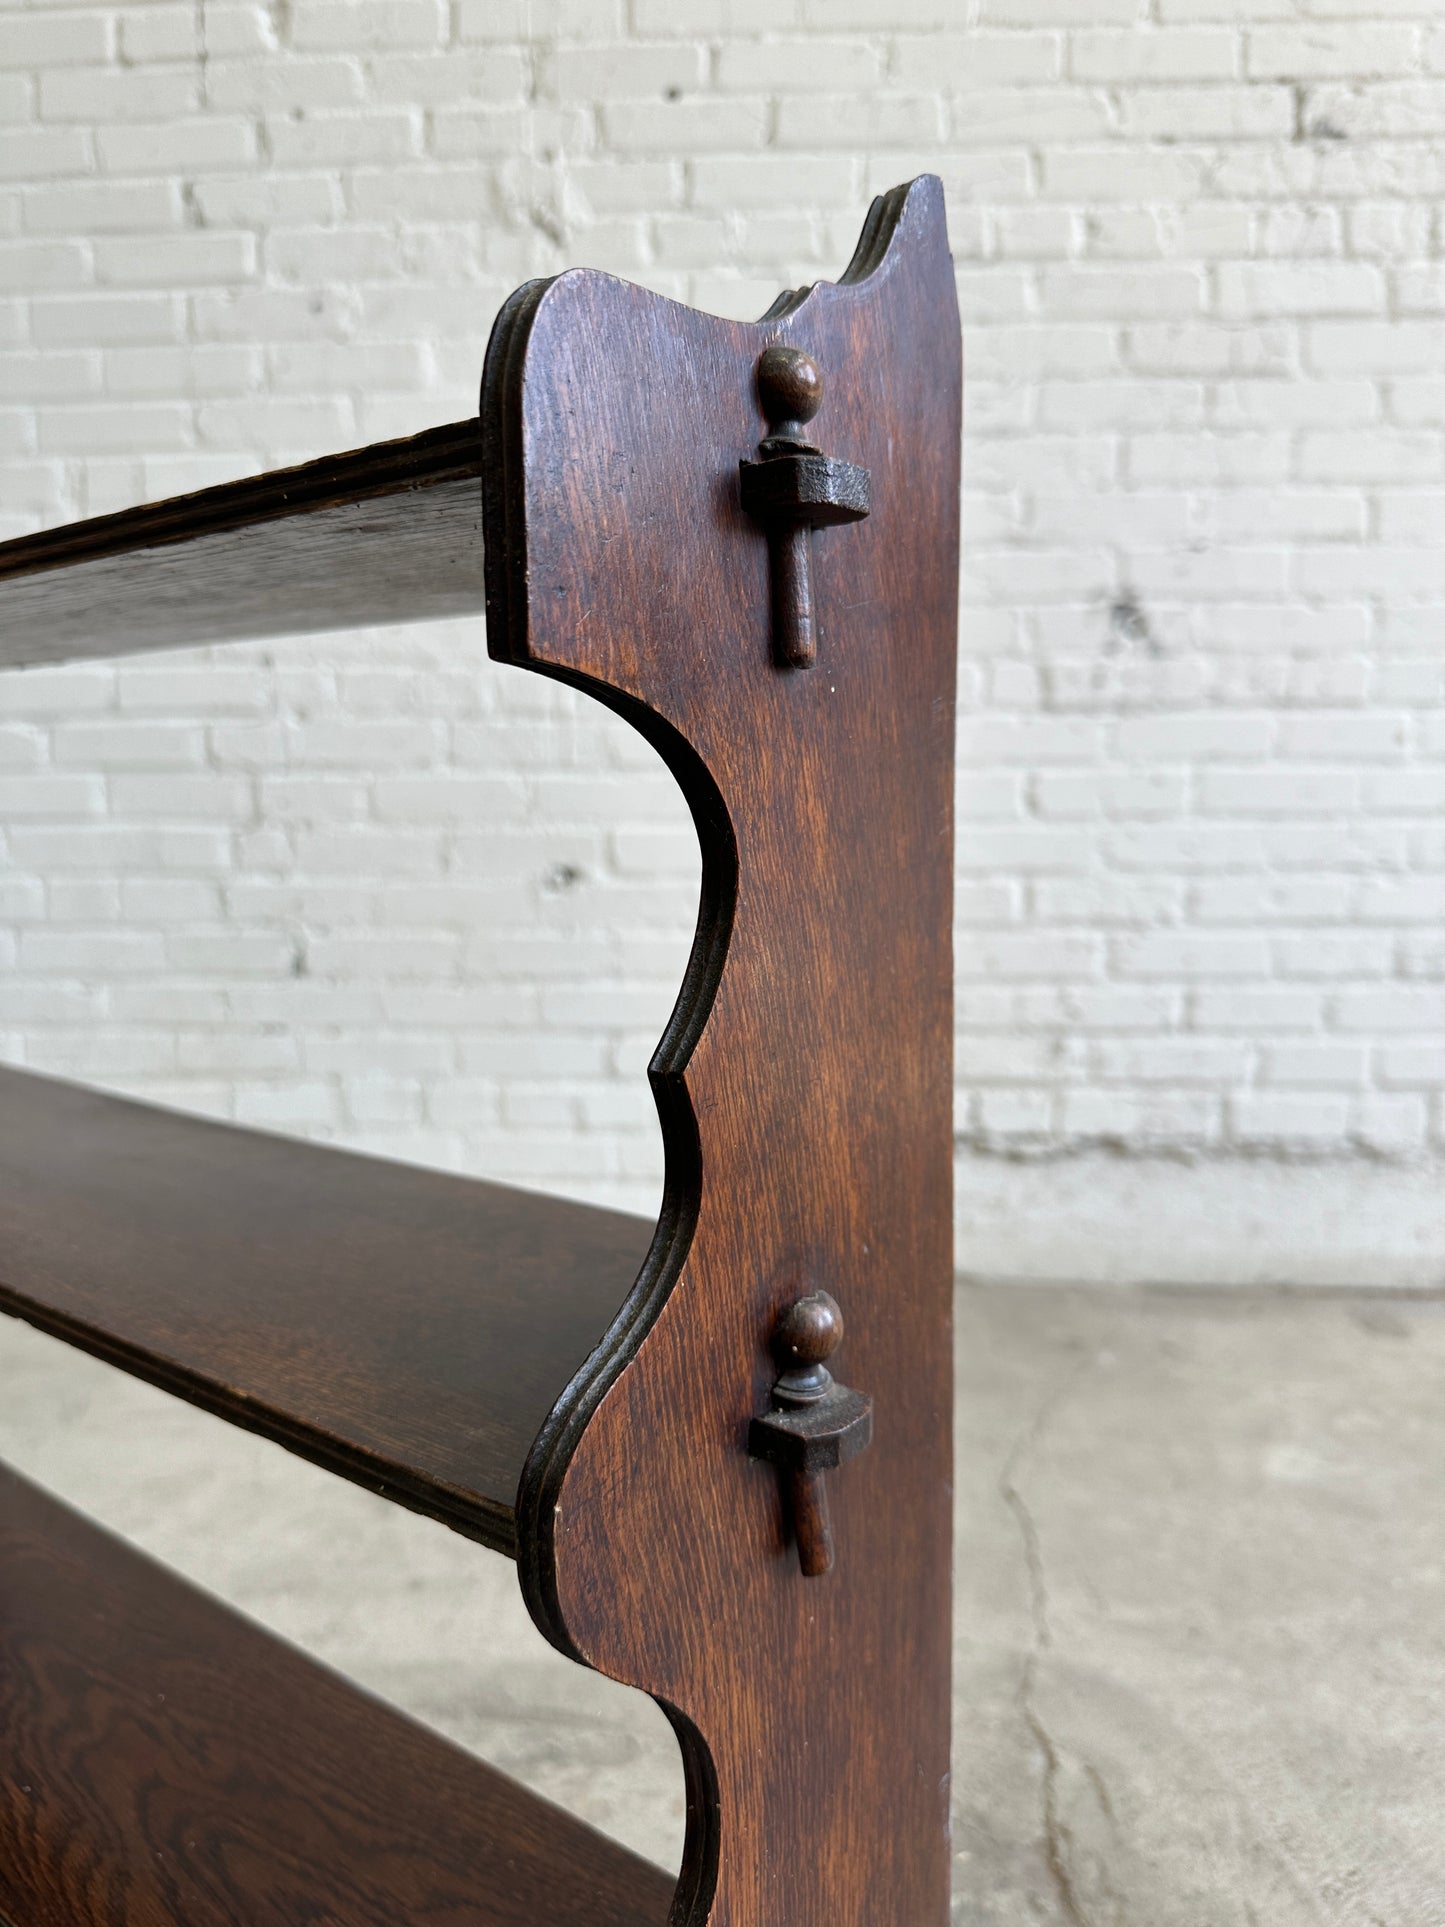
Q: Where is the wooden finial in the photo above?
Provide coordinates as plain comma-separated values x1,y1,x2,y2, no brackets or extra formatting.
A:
739,346,870,670
755,345,824,449
771,1290,843,1403
749,1290,872,1577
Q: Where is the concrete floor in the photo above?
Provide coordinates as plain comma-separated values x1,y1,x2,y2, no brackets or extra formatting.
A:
3,1285,1443,1924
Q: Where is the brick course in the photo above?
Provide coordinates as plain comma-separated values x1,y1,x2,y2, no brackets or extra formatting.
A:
1,1,1442,1255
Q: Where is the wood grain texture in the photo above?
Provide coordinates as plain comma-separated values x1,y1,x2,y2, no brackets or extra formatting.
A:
485,177,960,1925
0,418,484,667
0,1066,651,1556
0,1462,674,1927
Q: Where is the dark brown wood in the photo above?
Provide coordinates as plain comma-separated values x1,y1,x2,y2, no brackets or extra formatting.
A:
0,178,956,1923
737,344,870,668
0,417,485,667
0,1066,651,1556
0,1462,674,1927
486,176,960,1927
747,1291,873,1579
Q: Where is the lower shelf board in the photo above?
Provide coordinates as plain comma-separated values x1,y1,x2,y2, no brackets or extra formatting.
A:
0,1464,676,1927
0,1066,655,1555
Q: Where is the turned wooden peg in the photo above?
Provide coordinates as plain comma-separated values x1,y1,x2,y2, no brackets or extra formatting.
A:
769,1294,845,1578
748,1290,873,1577
739,345,870,671
772,1290,844,1403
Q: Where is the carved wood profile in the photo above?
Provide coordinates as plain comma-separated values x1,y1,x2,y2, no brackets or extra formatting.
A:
482,177,960,1927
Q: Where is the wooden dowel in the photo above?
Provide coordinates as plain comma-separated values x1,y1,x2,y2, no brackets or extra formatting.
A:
790,1468,834,1577
770,524,817,668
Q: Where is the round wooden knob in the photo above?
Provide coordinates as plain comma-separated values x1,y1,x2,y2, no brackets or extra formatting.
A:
773,1290,843,1369
756,345,823,436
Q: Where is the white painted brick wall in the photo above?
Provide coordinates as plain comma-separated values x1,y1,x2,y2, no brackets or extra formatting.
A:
2,0,1444,1279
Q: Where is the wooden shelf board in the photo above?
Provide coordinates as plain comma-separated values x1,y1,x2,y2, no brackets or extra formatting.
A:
0,1463,675,1927
0,1067,653,1555
0,419,486,669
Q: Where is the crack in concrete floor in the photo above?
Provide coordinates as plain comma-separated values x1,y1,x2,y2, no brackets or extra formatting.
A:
998,1349,1102,1927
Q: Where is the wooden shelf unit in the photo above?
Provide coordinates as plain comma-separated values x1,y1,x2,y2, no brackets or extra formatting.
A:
0,176,962,1926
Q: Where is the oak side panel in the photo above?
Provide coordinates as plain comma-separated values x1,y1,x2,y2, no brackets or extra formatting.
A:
487,179,960,1926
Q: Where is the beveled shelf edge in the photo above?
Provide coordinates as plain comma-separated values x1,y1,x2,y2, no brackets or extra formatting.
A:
0,416,482,582
0,1285,519,1557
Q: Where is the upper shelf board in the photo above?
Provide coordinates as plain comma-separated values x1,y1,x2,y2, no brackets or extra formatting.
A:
0,418,486,671
0,1065,654,1556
